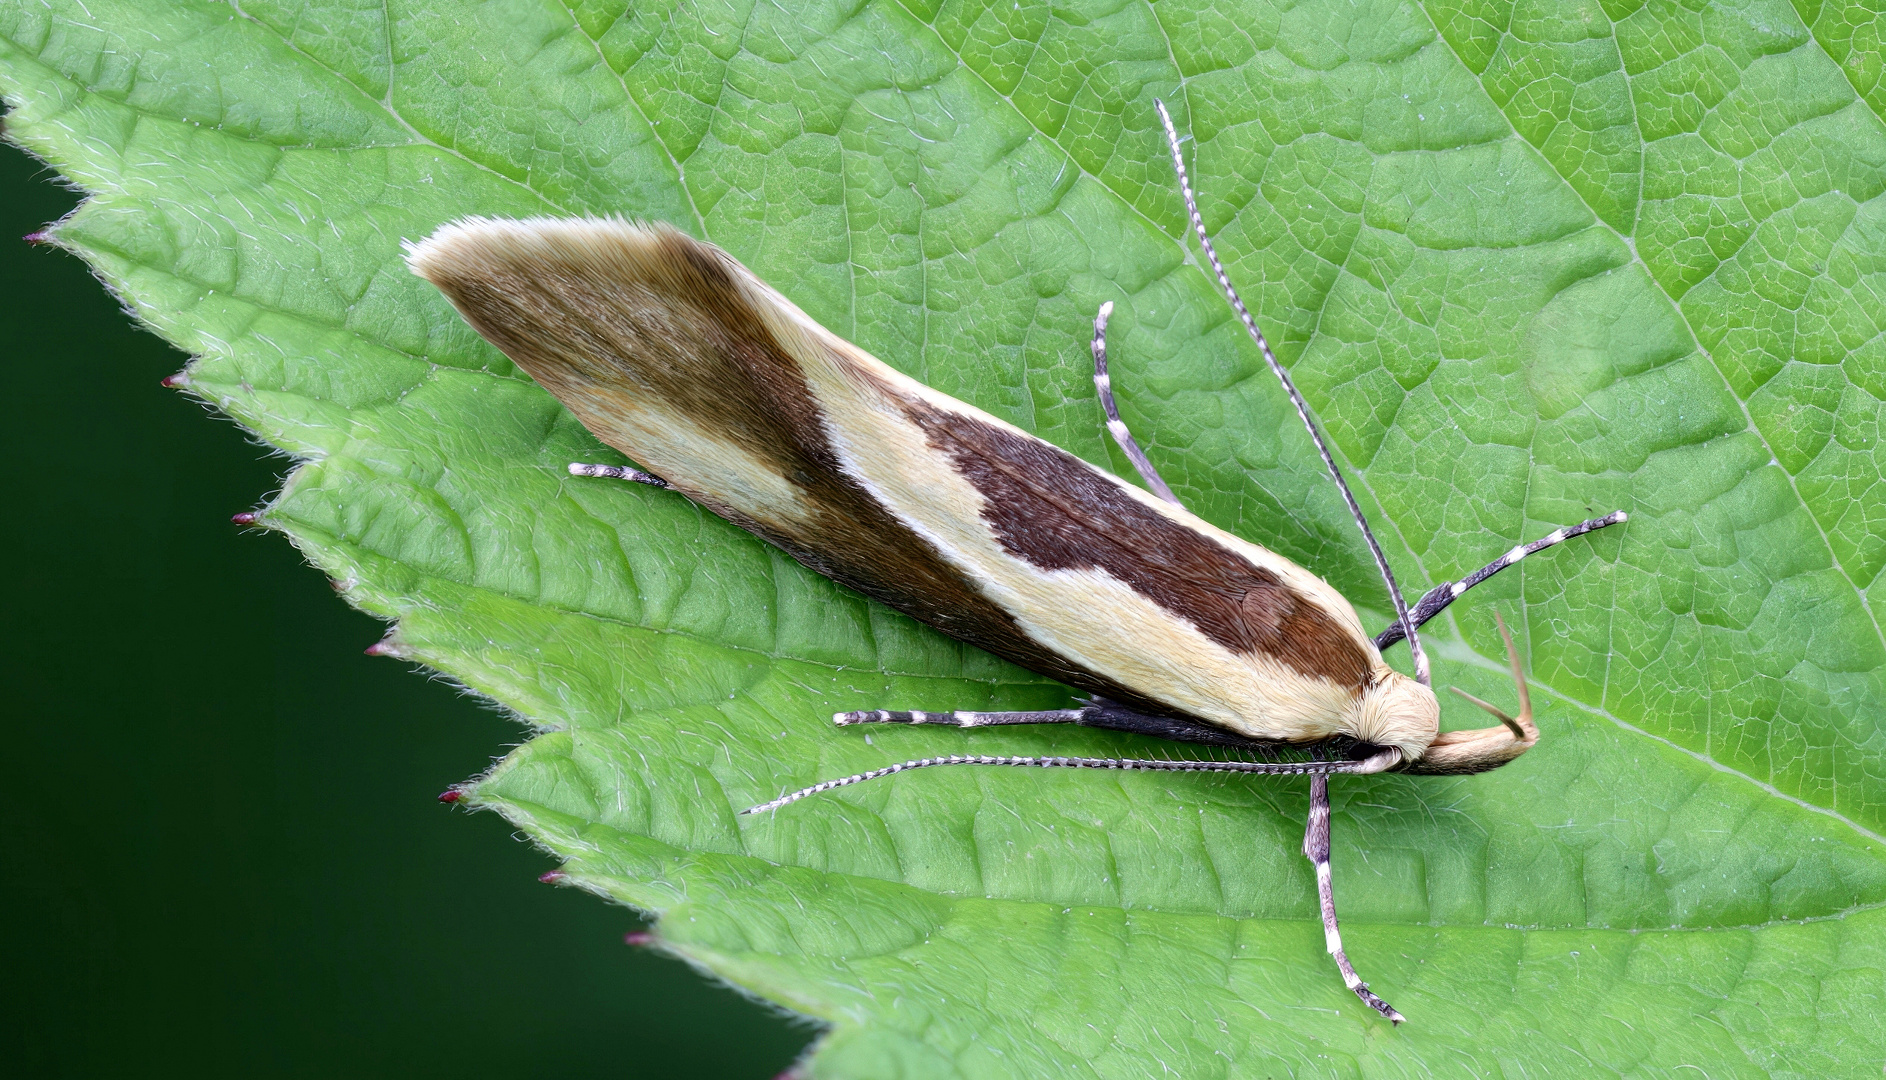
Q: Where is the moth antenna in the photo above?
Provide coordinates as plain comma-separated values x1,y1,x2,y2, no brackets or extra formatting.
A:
741,748,1403,815
1445,611,1532,740
1152,99,1429,687
1092,301,1181,504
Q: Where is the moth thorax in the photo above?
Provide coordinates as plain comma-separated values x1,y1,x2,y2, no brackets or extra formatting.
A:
1345,672,1439,764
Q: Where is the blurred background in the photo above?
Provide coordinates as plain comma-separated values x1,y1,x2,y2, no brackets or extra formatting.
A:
2,133,810,1076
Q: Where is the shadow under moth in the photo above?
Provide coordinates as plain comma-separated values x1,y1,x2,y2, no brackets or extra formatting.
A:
406,102,1625,1023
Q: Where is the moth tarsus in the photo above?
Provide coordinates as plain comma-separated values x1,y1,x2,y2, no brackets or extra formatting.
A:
568,461,668,487
1092,300,1179,505
1305,767,1405,1024
840,700,1362,753
409,103,1628,1024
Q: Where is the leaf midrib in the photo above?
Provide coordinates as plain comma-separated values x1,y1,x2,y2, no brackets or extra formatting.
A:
1434,637,1886,848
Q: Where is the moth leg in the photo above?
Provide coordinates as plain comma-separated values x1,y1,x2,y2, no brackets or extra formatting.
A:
836,708,1088,728
568,461,669,488
1373,510,1628,651
1091,302,1181,505
1304,773,1404,1023
839,701,1297,751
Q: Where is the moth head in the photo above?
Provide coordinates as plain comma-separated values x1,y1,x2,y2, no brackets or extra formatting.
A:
1398,613,1539,776
1345,669,1440,768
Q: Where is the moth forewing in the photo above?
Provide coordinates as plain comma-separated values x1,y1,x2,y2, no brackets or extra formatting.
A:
407,218,1438,761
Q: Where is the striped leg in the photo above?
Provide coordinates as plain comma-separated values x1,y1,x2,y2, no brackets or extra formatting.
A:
836,708,1086,728
1305,773,1404,1023
1091,303,1180,505
568,462,669,488
1374,510,1629,651
838,702,1308,751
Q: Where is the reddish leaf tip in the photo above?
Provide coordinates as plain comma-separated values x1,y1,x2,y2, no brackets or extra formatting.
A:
363,639,396,657
230,511,259,526
437,789,463,804
22,231,50,246
160,372,189,388
623,931,653,946
538,871,567,884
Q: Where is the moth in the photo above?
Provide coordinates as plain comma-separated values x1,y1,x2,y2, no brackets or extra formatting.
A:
406,102,1624,1023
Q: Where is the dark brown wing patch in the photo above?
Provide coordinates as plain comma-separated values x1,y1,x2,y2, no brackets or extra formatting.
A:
417,222,1190,719
428,228,822,482
906,402,1374,690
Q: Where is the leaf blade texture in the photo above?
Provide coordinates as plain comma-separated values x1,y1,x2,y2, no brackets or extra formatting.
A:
3,0,1883,1073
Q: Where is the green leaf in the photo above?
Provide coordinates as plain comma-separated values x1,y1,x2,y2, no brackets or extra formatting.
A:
6,0,1885,1072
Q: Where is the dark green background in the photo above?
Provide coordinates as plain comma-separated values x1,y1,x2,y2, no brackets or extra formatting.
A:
2,135,809,1076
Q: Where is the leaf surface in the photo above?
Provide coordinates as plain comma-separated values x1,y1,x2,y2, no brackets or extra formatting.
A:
4,0,1884,1073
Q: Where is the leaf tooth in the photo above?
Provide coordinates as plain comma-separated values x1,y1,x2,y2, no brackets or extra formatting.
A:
363,629,408,658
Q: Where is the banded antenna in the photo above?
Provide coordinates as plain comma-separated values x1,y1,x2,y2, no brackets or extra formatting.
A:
743,747,1402,815
1152,99,1430,688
